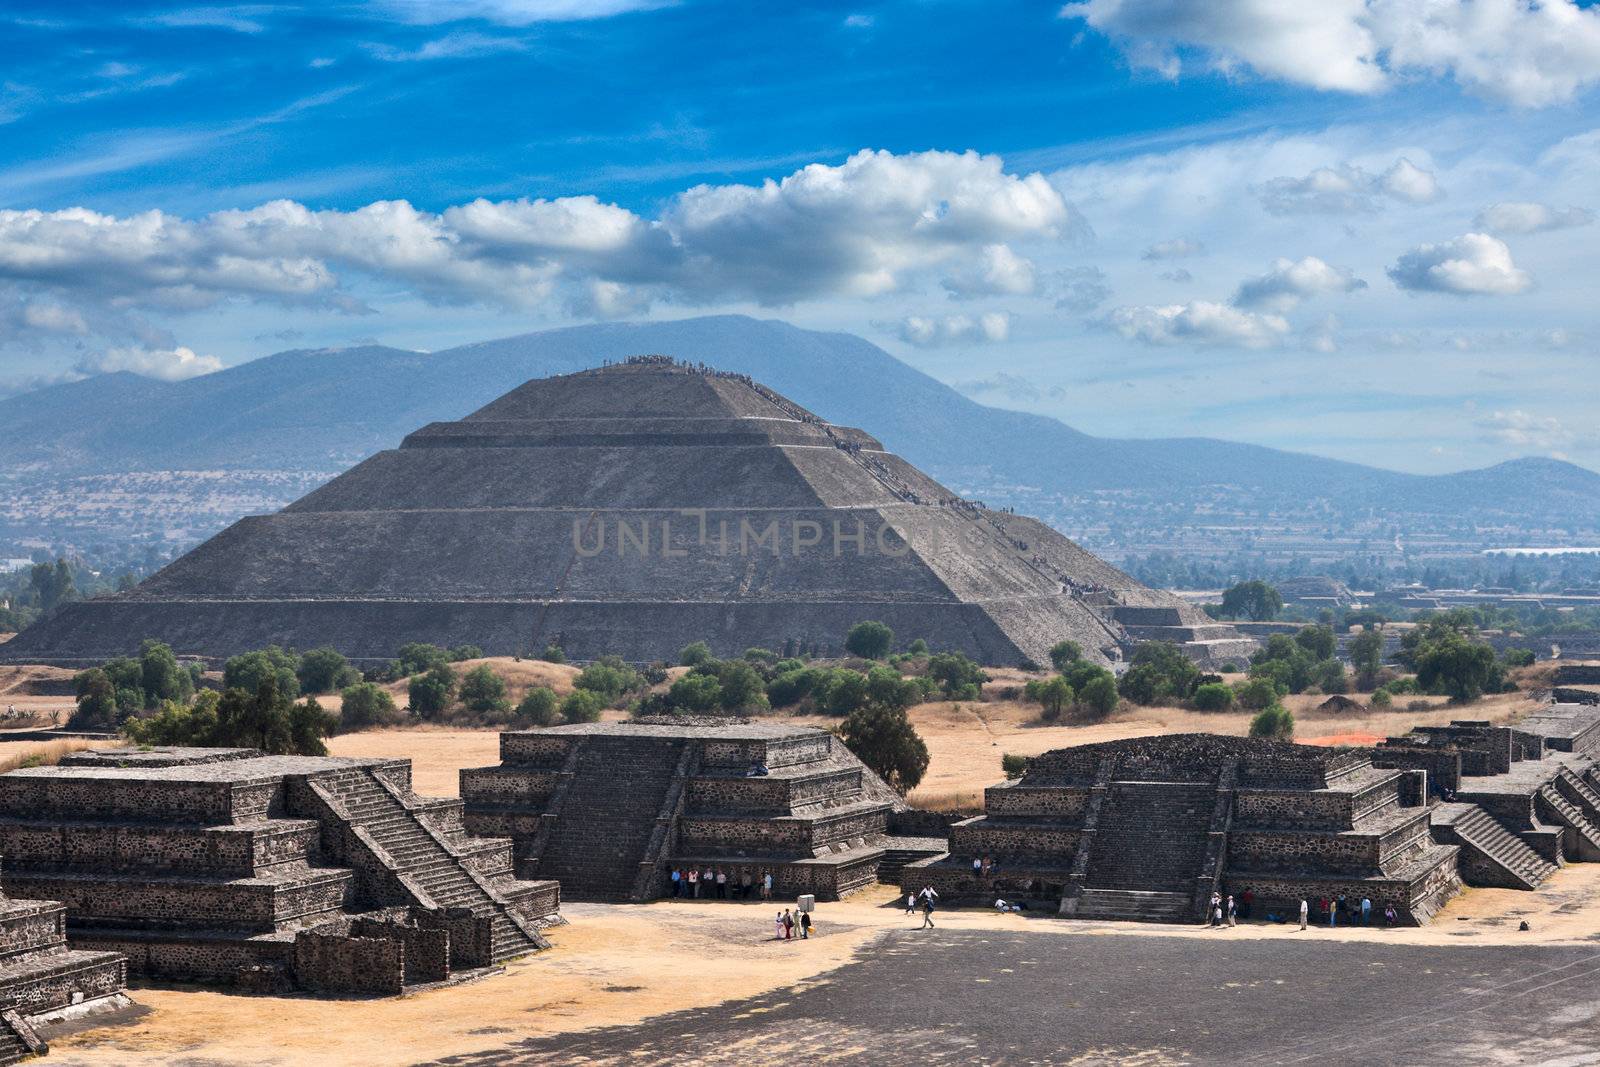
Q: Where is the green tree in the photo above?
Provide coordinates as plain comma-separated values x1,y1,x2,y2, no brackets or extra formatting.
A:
71,668,119,728
1348,628,1385,689
1502,647,1536,669
1034,676,1074,720
1233,676,1283,710
1415,632,1501,703
298,647,358,693
448,645,484,662
339,682,399,729
515,686,561,726
679,641,714,667
906,638,929,657
821,669,870,716
838,702,929,793
926,651,985,700
28,559,78,615
1118,642,1200,705
408,665,457,718
1313,658,1349,694
844,621,894,660
395,642,451,675
1220,580,1282,621
287,697,339,756
224,647,300,702
1048,640,1083,672
138,639,193,707
766,667,822,708
1001,753,1029,780
576,656,643,701
1294,625,1336,661
1191,682,1235,711
716,660,769,711
1248,703,1295,740
459,664,510,715
539,643,567,664
560,688,605,723
667,672,722,712
1078,674,1119,719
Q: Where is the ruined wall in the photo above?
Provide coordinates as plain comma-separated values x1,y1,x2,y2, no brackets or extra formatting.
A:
292,929,405,996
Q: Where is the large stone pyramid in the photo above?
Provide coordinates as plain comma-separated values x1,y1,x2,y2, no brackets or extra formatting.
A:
7,358,1252,667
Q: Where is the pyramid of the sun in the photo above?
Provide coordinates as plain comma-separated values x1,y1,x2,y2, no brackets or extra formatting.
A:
6,358,1252,667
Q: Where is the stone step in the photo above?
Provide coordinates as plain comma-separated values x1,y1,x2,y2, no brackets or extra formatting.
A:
1072,889,1198,924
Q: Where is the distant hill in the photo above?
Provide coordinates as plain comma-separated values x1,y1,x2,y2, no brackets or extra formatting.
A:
2,315,1597,546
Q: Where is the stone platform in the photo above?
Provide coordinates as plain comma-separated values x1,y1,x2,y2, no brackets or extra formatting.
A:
461,720,936,902
0,886,128,1066
0,747,560,994
902,734,1460,925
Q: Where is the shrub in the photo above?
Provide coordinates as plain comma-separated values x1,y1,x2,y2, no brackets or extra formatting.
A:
907,638,929,656
926,651,985,700
560,689,605,723
743,647,778,666
716,660,769,712
641,661,670,686
1078,674,1118,719
1026,676,1074,720
679,641,713,667
1248,703,1294,740
224,646,300,702
459,664,510,715
844,621,894,660
71,668,119,729
448,645,484,662
1370,688,1393,708
767,667,822,708
340,682,399,729
1118,642,1199,705
1001,753,1029,780
1191,682,1235,712
396,642,451,676
575,656,643,702
1048,640,1083,672
299,646,359,694
539,643,567,664
1502,647,1536,669
515,687,560,726
139,640,194,706
667,672,722,713
408,665,457,718
1232,676,1283,710
1313,659,1349,695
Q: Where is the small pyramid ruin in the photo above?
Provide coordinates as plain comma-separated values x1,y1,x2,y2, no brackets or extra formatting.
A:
6,357,1251,667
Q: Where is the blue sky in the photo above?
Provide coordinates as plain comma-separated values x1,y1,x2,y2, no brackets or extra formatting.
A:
2,1,1598,473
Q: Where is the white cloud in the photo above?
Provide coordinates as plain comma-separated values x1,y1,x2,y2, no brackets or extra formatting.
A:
146,6,274,33
1062,0,1600,107
942,243,1038,298
959,371,1066,401
373,0,673,25
1257,158,1440,215
0,149,1071,322
896,312,1012,347
1477,409,1586,451
19,302,88,334
843,13,873,29
1473,201,1594,234
1387,232,1532,295
76,345,222,381
1141,236,1204,259
1050,265,1112,312
365,31,527,61
1103,300,1289,348
1232,255,1366,313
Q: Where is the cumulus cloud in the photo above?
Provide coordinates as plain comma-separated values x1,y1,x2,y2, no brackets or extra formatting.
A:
1049,266,1112,312
1257,158,1440,215
942,243,1038,298
75,345,222,381
1141,236,1204,259
896,312,1012,347
1477,409,1588,452
1473,201,1594,234
1062,0,1600,107
0,149,1072,327
1102,301,1289,348
1387,232,1532,295
1232,256,1366,313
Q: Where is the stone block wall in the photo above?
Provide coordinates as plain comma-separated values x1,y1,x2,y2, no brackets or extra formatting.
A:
350,916,450,984
983,785,1088,818
292,929,405,996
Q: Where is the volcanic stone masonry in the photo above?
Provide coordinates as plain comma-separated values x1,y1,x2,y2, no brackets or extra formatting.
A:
0,747,560,995
3,357,1253,670
904,701,1600,925
460,719,944,902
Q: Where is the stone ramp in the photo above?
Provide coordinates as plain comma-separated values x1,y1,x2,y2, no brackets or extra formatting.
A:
532,736,686,902
1083,782,1215,901
1431,803,1557,890
308,767,550,961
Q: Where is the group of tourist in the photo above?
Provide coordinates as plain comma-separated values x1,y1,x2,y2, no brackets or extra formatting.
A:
669,866,774,900
772,908,813,939
971,855,1002,877
906,885,939,927
1299,894,1396,928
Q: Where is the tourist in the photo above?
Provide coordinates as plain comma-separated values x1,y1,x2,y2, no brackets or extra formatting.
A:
981,855,992,876
1239,890,1254,920
1361,897,1372,925
920,895,936,929
716,868,727,899
920,885,939,903
1299,898,1309,930
1384,905,1398,926
688,867,699,897
702,866,714,896
1212,900,1223,927
905,892,917,915
670,867,682,897
800,910,812,939
774,911,785,940
762,871,773,900
782,909,795,939
1208,891,1221,926
1225,895,1237,927
973,857,982,875
740,869,753,899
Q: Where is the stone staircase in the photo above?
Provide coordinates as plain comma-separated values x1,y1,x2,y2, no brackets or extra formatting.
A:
311,768,546,963
1083,782,1216,899
1073,888,1195,923
534,737,686,901
1434,803,1557,889
1536,783,1600,862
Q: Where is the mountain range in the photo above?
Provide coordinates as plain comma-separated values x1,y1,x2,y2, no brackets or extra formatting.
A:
3,315,1597,554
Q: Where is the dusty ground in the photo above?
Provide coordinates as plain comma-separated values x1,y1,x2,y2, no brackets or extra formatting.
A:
45,866,1600,1067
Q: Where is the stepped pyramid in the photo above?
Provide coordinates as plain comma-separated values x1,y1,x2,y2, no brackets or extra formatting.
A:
5,357,1252,667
